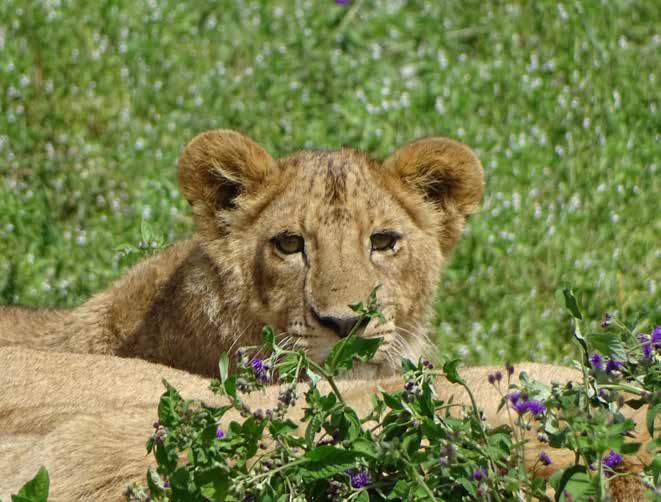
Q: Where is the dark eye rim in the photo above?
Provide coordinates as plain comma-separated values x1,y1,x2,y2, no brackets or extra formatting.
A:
272,232,305,255
370,230,401,252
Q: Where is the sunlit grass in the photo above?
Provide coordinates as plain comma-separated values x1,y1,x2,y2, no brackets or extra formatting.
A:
0,0,658,364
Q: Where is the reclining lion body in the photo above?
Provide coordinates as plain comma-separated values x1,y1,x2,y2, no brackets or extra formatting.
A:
0,347,650,501
0,131,485,377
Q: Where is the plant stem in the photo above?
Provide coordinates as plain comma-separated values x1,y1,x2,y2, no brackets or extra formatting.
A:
307,359,346,405
410,468,437,501
599,383,643,396
251,458,308,482
574,318,593,419
597,451,606,501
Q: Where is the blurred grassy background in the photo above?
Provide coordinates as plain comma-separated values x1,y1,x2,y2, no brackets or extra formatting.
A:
0,0,658,364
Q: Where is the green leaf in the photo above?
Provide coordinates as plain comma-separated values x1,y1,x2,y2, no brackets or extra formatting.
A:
223,376,237,399
324,335,382,374
554,466,595,502
269,419,298,436
218,353,229,383
170,467,194,501
306,367,321,386
586,333,626,361
355,491,370,502
146,468,165,498
11,466,49,502
141,218,157,243
305,413,324,449
158,380,183,427
154,439,178,473
113,243,139,257
342,407,362,443
442,358,464,385
561,288,583,320
278,353,300,381
386,480,410,499
298,446,366,482
351,438,377,457
381,391,403,410
400,358,417,372
197,466,229,501
262,325,275,348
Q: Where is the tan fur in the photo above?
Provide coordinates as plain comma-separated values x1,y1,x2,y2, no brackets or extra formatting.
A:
0,347,651,501
0,130,485,377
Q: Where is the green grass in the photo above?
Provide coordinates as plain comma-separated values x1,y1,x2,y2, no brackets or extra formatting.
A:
0,0,658,365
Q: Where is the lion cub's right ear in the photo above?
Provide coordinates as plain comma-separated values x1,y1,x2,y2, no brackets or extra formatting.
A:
178,129,276,237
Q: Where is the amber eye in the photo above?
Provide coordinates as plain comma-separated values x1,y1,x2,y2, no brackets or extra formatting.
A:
370,231,400,252
273,232,304,255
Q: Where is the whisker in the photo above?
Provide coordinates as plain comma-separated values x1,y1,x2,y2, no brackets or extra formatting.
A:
227,325,249,355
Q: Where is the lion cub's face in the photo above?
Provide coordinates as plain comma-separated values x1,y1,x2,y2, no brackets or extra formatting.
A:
179,130,484,374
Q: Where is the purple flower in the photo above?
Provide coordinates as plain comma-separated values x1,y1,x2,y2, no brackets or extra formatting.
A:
508,391,522,405
470,467,488,482
605,359,623,373
602,450,623,472
652,326,661,348
494,371,502,382
347,469,371,488
336,0,350,4
525,400,546,416
505,363,514,376
251,358,265,372
638,334,650,344
642,343,653,362
163,480,170,489
513,399,546,417
422,360,434,370
539,451,552,466
216,427,225,439
251,358,269,382
589,352,603,370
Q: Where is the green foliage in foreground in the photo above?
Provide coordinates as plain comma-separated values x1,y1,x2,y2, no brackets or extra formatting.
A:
1,1,659,365
9,466,49,502
113,292,658,501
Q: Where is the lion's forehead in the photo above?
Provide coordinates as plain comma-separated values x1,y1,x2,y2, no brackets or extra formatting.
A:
271,149,403,226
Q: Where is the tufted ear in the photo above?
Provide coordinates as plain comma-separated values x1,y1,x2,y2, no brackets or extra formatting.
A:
178,129,276,236
384,137,485,254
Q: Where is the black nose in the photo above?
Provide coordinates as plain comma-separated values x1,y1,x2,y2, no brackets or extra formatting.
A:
314,312,363,338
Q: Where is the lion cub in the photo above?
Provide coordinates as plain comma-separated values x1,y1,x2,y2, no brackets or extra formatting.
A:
0,131,484,376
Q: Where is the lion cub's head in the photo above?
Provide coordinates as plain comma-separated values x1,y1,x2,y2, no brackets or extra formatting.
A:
178,130,484,374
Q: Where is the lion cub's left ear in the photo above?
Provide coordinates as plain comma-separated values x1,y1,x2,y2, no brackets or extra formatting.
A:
178,129,276,238
384,137,485,253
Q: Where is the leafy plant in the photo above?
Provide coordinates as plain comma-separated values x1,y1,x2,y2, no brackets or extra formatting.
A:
124,291,659,501
9,466,49,502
